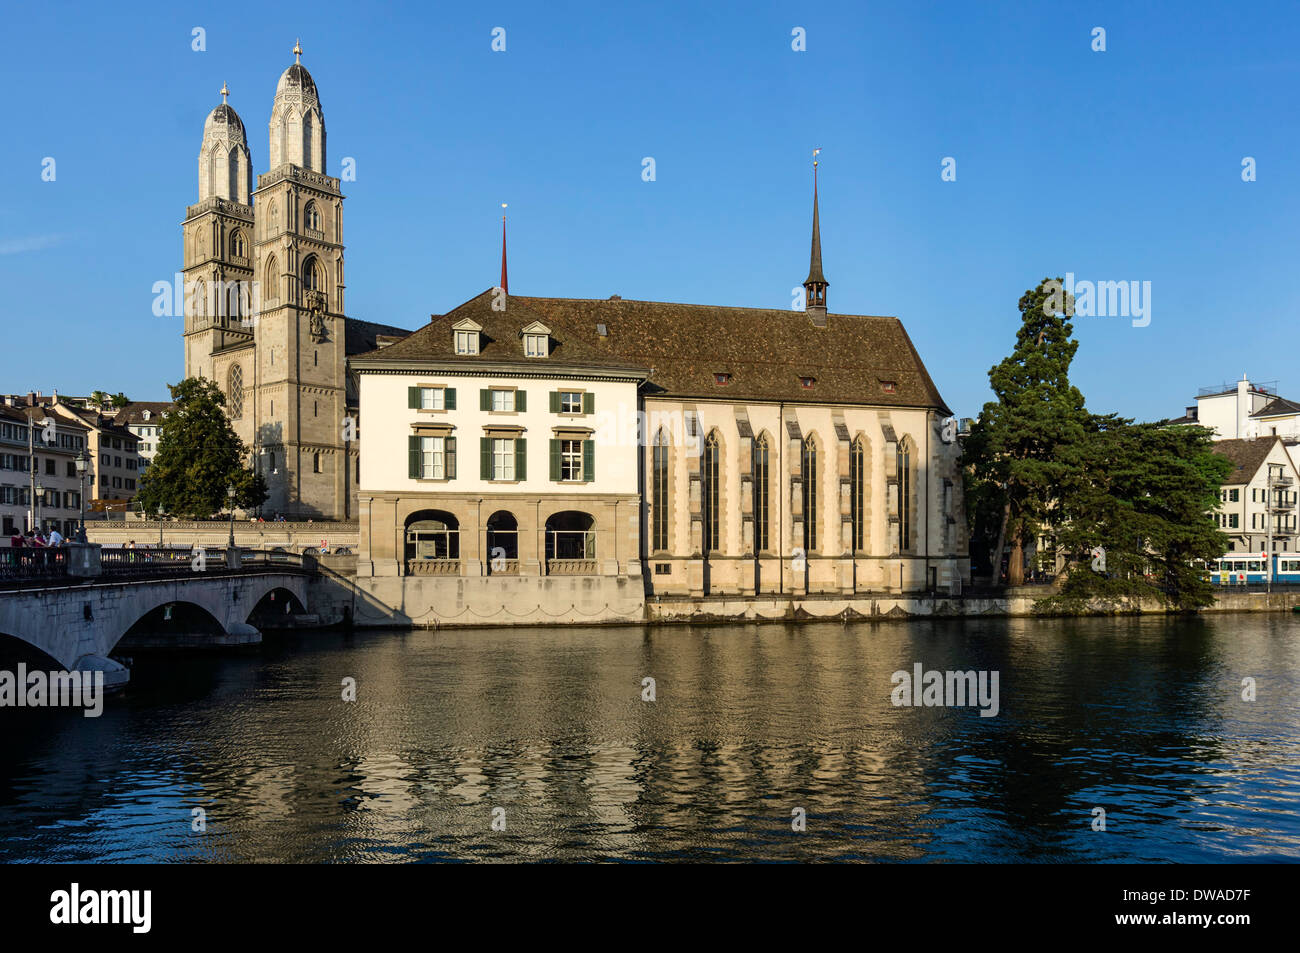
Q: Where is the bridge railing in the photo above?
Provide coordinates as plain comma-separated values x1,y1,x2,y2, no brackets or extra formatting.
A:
0,546,68,583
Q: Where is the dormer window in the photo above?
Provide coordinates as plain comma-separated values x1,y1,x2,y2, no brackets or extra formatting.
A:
714,373,732,385
452,318,483,355
521,321,551,358
455,329,479,354
881,380,897,394
800,376,816,389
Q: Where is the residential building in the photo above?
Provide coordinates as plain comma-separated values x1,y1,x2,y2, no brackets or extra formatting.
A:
43,402,143,512
1210,437,1300,554
0,404,91,537
112,401,174,469
1172,373,1300,471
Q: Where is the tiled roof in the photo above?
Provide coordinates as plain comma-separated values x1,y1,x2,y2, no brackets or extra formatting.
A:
345,317,414,357
1250,396,1300,418
1212,437,1279,484
354,289,951,412
112,401,174,425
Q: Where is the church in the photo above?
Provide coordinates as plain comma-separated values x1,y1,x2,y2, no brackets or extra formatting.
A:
182,43,406,519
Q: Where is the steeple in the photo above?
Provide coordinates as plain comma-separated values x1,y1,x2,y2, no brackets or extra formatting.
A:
803,149,828,324
500,203,509,295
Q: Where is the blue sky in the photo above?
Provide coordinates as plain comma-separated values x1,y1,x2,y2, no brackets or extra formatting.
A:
2,0,1297,420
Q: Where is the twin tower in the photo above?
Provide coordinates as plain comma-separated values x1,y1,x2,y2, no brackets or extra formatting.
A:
182,43,356,519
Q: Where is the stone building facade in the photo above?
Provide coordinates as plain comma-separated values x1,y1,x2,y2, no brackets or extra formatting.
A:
182,46,405,519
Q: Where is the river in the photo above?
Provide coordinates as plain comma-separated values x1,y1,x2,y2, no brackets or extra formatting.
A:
1,615,1297,862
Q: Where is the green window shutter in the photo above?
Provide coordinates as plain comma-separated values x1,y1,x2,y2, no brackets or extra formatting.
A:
445,436,456,479
583,439,595,481
408,386,420,409
480,388,491,411
515,438,526,480
409,435,420,479
582,392,595,415
550,439,561,481
480,437,491,480
516,390,526,412
445,387,456,410
549,391,561,413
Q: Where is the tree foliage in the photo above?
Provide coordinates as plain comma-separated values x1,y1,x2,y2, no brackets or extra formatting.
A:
136,378,267,518
965,278,1090,583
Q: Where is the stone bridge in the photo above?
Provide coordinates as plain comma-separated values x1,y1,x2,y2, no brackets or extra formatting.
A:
0,565,312,688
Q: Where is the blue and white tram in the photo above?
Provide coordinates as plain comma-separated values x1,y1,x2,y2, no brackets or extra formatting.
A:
1209,554,1300,585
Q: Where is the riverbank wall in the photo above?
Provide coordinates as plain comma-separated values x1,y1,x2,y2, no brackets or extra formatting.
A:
299,568,1300,629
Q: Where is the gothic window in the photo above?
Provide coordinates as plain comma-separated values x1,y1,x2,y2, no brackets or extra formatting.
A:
753,433,770,552
264,254,278,302
652,429,669,552
851,436,866,551
703,430,721,552
802,435,818,552
304,201,321,233
230,230,246,258
898,438,913,552
302,255,322,292
227,365,243,419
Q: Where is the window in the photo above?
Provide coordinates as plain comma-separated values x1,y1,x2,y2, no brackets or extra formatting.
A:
492,389,515,412
230,230,246,257
455,329,479,355
652,429,669,552
411,436,448,480
881,381,897,394
897,440,912,551
268,451,277,473
419,387,445,410
1229,514,1239,528
45,459,54,475
492,438,515,481
654,563,671,575
800,377,815,389
753,434,770,552
125,479,135,490
850,437,866,551
228,364,243,419
302,255,322,292
703,431,720,552
559,391,583,414
313,453,321,473
303,201,321,232
802,436,817,551
114,457,121,468
1229,489,1240,502
559,439,584,481
524,333,548,357
714,373,732,385
66,461,75,477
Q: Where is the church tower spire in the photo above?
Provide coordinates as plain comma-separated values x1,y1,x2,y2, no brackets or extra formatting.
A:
500,204,509,294
803,150,828,324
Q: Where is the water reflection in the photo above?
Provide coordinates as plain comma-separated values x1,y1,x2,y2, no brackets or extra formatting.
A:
1,615,1297,862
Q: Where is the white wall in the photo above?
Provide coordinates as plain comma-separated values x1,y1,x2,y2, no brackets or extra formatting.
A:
359,372,641,496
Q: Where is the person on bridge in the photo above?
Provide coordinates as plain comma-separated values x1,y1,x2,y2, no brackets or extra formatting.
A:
47,527,64,547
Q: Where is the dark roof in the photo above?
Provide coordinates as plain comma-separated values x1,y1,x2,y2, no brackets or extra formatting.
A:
804,179,827,287
281,63,317,97
112,402,174,425
1212,437,1280,484
1250,396,1300,418
0,404,89,432
346,317,415,357
353,288,951,411
54,405,139,443
210,103,244,132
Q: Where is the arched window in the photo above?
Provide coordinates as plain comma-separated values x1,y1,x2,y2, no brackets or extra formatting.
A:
897,438,913,552
652,429,669,552
851,436,866,551
546,511,595,561
303,200,321,233
405,510,460,561
703,430,721,552
802,435,818,552
487,510,519,561
264,254,278,302
302,255,322,292
753,433,770,552
227,365,243,419
230,229,246,259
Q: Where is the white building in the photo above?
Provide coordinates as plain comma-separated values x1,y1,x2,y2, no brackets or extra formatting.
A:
1174,373,1300,471
1210,436,1300,554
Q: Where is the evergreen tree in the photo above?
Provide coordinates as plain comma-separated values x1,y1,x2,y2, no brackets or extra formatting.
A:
137,378,267,518
1042,420,1231,612
966,279,1091,584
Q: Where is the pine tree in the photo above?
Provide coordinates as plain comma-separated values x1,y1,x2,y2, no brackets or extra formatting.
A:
136,378,267,519
967,279,1091,584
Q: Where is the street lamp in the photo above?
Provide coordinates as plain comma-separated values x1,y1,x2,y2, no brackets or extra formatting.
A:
226,484,237,550
74,450,90,542
34,482,44,533
157,506,164,548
